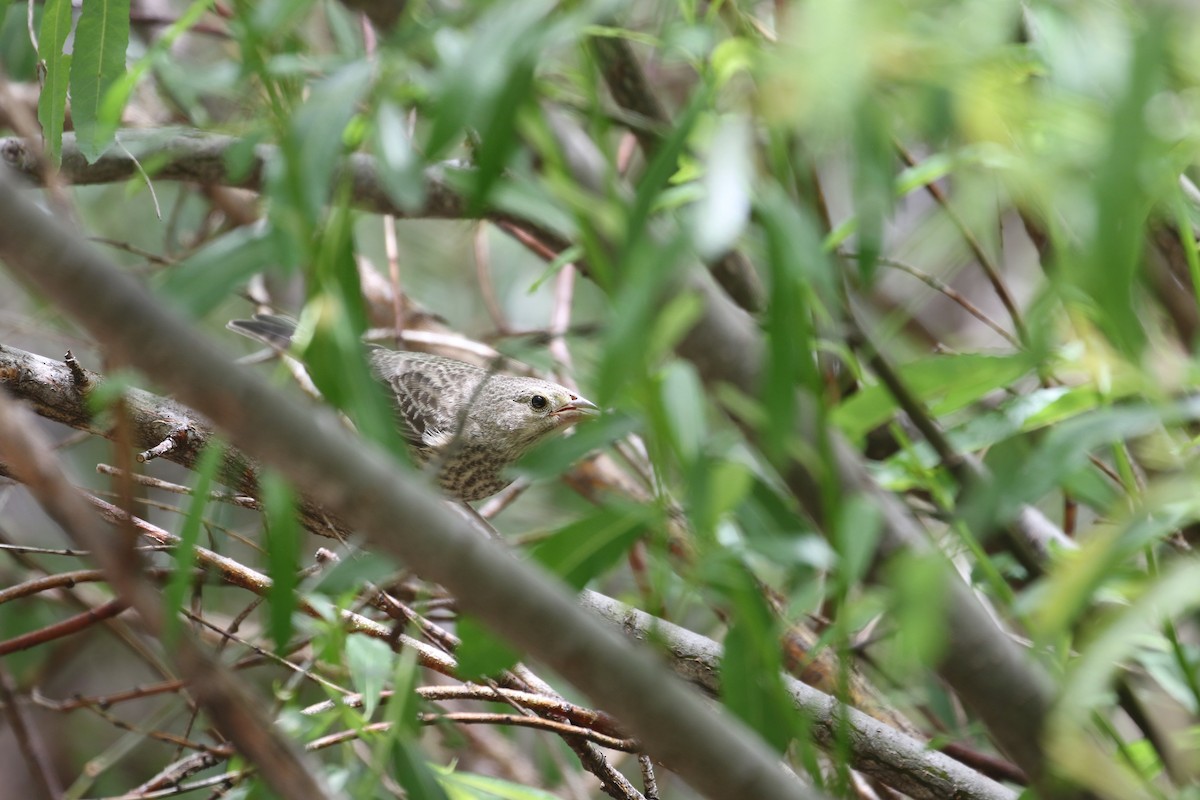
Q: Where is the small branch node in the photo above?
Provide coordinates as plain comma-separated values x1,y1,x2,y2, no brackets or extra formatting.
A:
64,350,90,391
137,425,191,463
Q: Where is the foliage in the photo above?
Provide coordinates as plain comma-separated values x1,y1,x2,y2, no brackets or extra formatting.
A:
2,0,1200,798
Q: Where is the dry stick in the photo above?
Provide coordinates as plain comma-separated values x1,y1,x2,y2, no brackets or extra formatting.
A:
0,395,338,800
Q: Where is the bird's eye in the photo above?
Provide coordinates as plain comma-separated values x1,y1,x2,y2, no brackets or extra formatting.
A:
530,395,548,410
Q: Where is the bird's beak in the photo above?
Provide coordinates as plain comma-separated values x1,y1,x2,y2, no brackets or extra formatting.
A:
552,395,600,422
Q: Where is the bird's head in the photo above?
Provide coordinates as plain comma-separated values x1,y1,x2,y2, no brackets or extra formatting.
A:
479,375,600,454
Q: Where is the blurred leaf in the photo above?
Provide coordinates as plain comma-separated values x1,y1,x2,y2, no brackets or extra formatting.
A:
423,0,555,161
276,61,373,227
851,100,893,282
758,186,834,460
261,470,300,652
963,402,1192,534
99,0,216,136
1050,561,1200,795
719,566,798,753
833,353,1038,444
513,411,638,481
456,616,519,680
883,551,948,673
1030,491,1200,639
157,225,280,318
1072,14,1168,358
302,208,407,457
345,635,393,720
434,767,561,800
831,494,882,587
692,114,752,259
36,0,72,166
373,100,426,211
69,0,130,161
658,360,707,463
529,504,649,590
163,442,225,644
391,741,452,800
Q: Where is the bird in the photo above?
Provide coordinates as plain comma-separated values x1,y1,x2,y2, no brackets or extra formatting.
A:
228,314,600,501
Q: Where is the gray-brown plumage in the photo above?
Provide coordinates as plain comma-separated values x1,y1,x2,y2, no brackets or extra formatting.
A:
228,314,599,501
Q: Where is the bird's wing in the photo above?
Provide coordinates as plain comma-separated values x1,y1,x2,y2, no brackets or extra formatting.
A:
371,351,467,454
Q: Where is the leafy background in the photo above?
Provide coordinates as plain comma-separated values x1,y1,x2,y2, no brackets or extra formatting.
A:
1,0,1200,798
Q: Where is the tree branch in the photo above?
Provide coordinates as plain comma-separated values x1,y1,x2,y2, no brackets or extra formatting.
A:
0,167,820,800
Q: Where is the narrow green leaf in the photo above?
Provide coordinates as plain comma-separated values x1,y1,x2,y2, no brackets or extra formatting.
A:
261,470,299,652
529,505,649,590
719,566,798,754
36,0,73,166
69,0,130,161
433,767,561,800
832,353,1037,443
455,616,519,680
1074,14,1168,358
373,100,426,211
514,411,637,481
156,225,281,318
98,0,215,137
163,442,225,644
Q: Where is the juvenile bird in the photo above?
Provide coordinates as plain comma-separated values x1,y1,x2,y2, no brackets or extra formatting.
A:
228,314,599,501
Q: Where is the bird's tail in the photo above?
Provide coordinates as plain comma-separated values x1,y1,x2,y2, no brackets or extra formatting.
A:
226,314,298,350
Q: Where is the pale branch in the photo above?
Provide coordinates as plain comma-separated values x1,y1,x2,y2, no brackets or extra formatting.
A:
0,393,338,800
581,591,1018,800
0,129,572,249
0,167,822,800
0,342,351,539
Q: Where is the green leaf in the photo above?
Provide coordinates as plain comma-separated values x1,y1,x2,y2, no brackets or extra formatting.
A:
274,61,373,228
98,0,216,139
261,470,299,653
529,505,649,590
391,741,452,800
719,565,798,753
832,353,1038,443
1072,14,1169,358
69,0,130,161
156,225,281,318
455,616,519,680
163,442,225,644
513,411,638,481
373,100,426,211
36,0,73,166
345,635,394,721
434,766,562,800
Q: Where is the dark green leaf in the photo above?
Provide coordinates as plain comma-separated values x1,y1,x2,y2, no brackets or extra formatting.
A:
156,225,281,319
529,504,649,590
455,616,519,680
36,0,73,166
69,0,130,161
261,470,299,652
163,442,225,644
